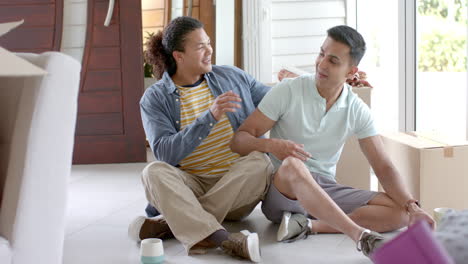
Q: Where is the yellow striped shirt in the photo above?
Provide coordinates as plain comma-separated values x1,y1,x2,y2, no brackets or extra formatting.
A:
178,80,239,177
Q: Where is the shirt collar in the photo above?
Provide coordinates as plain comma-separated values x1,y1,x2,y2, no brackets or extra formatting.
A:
161,71,177,94
161,71,211,94
312,82,350,108
335,83,350,108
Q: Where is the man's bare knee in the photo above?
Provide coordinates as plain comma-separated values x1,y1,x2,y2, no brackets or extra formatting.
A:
279,157,309,180
274,157,316,199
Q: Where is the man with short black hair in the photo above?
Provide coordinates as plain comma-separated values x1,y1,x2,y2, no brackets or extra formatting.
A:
230,25,434,257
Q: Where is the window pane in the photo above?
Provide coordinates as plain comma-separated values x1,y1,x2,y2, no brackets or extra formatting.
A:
357,0,400,133
416,0,467,140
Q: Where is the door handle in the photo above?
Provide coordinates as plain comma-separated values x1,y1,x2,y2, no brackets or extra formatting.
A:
104,0,115,26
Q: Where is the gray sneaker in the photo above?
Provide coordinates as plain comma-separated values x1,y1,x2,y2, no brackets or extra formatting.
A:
277,211,314,242
356,229,385,257
128,216,174,242
220,230,261,263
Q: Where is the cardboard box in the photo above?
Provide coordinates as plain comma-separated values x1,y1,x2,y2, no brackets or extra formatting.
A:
335,87,372,190
0,20,47,77
0,20,47,202
381,132,468,212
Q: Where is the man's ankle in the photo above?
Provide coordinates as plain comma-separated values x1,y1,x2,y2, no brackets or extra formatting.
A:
309,219,315,233
194,238,218,249
206,229,230,247
355,228,369,243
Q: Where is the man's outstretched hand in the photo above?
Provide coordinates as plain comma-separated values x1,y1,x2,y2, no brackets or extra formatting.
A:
210,90,242,121
268,138,312,161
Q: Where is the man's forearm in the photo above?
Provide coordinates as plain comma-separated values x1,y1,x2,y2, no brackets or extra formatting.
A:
148,110,217,165
230,131,271,156
377,166,414,209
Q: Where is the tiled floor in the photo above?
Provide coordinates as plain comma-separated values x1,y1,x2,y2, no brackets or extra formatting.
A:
63,151,394,264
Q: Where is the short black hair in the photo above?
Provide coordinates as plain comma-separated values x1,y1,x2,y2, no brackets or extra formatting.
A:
327,25,366,65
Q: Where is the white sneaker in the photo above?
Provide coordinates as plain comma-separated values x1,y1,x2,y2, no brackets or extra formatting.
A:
277,211,313,242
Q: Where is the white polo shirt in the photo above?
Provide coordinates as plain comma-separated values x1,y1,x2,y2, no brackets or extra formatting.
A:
258,74,377,179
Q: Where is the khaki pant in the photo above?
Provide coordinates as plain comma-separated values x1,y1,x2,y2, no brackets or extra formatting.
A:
141,151,273,253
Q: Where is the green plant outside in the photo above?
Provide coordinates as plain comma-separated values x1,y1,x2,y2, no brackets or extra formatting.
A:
419,30,467,72
417,0,467,72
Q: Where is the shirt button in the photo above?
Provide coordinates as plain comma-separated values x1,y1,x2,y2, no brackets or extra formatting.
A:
176,120,179,124
198,137,202,140
209,123,213,127
175,98,179,102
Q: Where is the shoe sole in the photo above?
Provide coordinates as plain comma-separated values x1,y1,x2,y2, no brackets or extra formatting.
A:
277,212,291,242
241,230,261,263
128,216,146,242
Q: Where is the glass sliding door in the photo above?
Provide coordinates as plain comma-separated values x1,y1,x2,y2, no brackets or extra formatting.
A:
415,0,467,140
357,0,400,133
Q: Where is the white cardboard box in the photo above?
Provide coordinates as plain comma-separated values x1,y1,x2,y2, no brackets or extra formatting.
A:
0,20,47,77
381,132,468,212
0,20,47,199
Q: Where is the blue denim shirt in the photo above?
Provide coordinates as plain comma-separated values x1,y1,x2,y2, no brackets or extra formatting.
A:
140,65,271,166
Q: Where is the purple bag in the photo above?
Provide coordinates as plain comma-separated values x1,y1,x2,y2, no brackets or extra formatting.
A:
371,220,454,264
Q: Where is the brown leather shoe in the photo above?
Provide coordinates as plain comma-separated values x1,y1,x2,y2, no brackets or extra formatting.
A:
220,230,261,262
128,216,174,242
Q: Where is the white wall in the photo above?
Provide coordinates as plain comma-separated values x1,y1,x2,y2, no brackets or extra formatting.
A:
61,0,87,63
270,0,350,80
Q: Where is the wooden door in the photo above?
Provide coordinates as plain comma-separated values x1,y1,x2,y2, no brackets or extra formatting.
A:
0,0,63,53
73,0,146,164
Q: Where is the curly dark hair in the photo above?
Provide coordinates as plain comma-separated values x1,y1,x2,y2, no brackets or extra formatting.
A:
144,16,203,79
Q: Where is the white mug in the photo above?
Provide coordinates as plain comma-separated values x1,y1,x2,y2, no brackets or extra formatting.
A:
140,238,164,264
433,207,456,225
